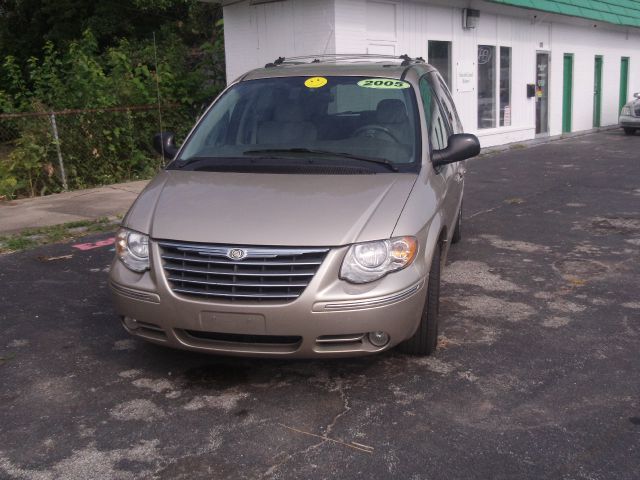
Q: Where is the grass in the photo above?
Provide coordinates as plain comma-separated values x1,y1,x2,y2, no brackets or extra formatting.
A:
0,217,119,254
0,352,16,366
509,143,527,150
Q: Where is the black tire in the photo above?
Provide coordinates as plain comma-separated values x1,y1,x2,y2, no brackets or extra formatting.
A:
451,203,462,244
398,245,441,356
623,128,636,135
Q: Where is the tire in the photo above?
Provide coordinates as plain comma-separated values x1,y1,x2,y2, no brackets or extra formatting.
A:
451,202,462,244
623,128,636,135
398,245,441,356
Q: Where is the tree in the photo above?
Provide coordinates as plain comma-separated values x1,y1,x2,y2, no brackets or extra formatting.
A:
0,0,221,63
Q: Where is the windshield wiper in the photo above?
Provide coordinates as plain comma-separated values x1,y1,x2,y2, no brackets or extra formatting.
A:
242,148,399,172
174,156,249,168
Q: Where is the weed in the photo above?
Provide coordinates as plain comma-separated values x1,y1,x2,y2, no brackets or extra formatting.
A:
0,217,117,253
0,353,16,366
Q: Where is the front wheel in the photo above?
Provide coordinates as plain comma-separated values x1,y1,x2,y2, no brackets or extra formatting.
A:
623,127,636,135
398,245,441,356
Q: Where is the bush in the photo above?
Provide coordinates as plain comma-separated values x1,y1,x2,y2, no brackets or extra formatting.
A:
0,19,225,199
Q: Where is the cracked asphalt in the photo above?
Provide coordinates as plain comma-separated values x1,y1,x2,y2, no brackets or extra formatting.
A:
1,129,639,479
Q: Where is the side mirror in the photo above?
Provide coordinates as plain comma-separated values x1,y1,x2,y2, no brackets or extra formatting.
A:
153,131,179,160
432,133,481,167
634,92,640,99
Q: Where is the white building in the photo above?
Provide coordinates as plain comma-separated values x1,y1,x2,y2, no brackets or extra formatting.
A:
212,0,640,147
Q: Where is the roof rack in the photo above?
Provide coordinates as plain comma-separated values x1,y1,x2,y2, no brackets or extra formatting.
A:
265,54,425,68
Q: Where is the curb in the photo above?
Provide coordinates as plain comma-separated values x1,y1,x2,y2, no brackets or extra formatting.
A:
479,125,618,156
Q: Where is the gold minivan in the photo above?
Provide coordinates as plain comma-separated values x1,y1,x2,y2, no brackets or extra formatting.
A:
109,55,480,357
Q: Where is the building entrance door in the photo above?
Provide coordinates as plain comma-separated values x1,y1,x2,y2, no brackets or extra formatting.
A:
620,57,630,112
536,52,549,135
593,55,603,127
562,54,573,133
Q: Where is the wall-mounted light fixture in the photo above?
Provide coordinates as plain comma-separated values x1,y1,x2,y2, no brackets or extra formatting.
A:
462,9,480,29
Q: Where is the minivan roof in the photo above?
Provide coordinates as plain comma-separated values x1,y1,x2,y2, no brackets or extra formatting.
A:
241,58,436,82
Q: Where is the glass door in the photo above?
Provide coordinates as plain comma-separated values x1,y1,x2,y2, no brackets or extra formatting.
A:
428,40,452,89
536,52,549,135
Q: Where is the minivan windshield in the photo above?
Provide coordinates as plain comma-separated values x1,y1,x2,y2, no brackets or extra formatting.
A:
176,76,421,171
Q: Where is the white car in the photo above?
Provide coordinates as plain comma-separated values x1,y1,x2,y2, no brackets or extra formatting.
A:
620,92,640,135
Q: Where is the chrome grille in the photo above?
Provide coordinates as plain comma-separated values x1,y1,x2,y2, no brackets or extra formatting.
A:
158,240,329,302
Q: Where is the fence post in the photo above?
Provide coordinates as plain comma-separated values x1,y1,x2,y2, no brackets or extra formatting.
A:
49,113,68,191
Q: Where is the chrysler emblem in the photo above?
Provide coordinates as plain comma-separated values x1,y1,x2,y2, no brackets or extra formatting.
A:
227,248,247,260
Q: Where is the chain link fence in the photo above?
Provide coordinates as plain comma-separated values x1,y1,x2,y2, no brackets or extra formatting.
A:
0,104,196,199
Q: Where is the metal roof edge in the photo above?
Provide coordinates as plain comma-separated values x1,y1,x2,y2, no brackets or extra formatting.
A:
484,0,640,30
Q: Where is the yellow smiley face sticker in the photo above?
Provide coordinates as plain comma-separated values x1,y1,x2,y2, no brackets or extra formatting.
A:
304,76,328,89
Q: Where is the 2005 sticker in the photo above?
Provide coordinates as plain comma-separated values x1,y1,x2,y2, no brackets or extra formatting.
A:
305,77,328,88
357,79,411,89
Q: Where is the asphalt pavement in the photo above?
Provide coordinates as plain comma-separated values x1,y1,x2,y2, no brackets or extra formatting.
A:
1,129,639,479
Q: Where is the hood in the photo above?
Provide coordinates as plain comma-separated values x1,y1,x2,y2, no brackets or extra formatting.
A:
123,171,417,246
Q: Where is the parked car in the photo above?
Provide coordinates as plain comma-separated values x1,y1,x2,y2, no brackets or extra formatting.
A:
620,92,640,135
109,55,480,358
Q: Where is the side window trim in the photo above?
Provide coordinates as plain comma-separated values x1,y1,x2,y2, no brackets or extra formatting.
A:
419,74,451,158
420,74,454,139
436,75,463,133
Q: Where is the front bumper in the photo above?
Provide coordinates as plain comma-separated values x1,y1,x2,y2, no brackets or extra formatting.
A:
619,115,640,128
109,241,429,358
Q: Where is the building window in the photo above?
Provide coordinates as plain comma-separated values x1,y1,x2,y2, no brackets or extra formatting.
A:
428,41,452,89
477,45,496,129
500,47,512,126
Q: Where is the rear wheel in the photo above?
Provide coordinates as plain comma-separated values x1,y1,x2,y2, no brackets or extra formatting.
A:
623,127,636,135
398,245,441,356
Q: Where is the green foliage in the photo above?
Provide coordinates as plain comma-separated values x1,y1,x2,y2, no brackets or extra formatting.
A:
0,0,221,65
0,1,225,199
0,126,53,199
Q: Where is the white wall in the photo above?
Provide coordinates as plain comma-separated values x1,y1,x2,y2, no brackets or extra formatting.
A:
548,23,640,136
223,0,336,82
222,0,640,147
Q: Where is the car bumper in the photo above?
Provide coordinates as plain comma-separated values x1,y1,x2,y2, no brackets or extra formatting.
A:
619,115,640,128
109,242,429,358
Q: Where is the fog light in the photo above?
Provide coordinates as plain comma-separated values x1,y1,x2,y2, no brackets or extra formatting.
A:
368,331,390,347
123,316,138,330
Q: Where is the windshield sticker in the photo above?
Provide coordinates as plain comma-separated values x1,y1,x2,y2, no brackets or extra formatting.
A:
357,79,411,89
304,77,328,88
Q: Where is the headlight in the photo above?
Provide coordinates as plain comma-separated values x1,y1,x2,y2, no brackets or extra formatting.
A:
340,236,418,283
621,106,631,116
116,228,150,272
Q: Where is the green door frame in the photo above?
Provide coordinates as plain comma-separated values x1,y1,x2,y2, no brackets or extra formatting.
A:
620,57,630,112
593,55,603,128
562,54,573,133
